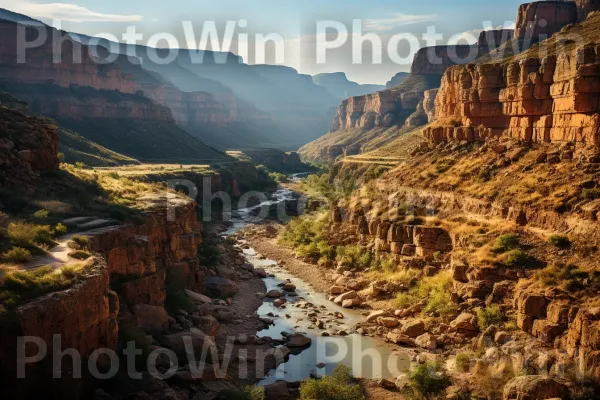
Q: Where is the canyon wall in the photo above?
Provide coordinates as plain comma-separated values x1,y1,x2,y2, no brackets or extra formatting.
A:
0,105,59,187
0,195,204,399
515,1,578,39
0,20,277,151
424,42,600,146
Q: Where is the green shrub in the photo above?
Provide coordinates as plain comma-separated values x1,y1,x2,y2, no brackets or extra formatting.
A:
409,362,451,400
71,235,90,248
32,209,49,219
74,162,85,169
534,263,592,292
54,223,68,236
7,222,54,247
2,247,32,263
548,234,571,249
493,234,520,253
300,365,364,400
503,250,542,268
107,172,120,179
68,251,91,260
477,305,505,330
455,352,472,373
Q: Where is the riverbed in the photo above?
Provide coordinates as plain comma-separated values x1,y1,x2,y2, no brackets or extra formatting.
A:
223,185,411,385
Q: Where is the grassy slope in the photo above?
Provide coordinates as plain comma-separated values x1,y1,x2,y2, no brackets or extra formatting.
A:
59,129,140,167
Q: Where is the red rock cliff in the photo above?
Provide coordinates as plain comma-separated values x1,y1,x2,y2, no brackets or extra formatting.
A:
0,106,59,187
515,1,578,39
424,35,600,146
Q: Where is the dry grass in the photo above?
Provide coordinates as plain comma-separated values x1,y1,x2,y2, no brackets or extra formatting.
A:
0,260,93,312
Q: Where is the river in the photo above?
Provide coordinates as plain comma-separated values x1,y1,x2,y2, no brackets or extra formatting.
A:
222,178,411,385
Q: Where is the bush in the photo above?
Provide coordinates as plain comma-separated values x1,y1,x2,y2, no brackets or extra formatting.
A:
548,234,571,249
54,223,68,236
534,263,592,292
477,305,505,330
71,235,90,248
409,362,451,400
300,365,364,400
503,250,542,268
32,209,49,219
74,162,85,169
394,271,457,316
2,247,32,263
107,172,120,179
493,234,520,253
455,352,472,373
68,251,91,260
7,222,54,247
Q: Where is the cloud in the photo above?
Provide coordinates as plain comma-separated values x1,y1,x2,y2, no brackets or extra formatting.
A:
363,13,438,32
3,0,143,22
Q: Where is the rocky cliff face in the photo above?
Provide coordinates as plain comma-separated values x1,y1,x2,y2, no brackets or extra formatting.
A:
331,90,422,131
0,194,204,399
515,1,578,39
0,20,279,151
410,45,480,76
478,29,515,49
576,0,600,20
424,29,600,146
0,106,59,187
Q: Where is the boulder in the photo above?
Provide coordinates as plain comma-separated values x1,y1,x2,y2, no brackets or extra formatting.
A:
266,290,283,298
329,285,345,295
378,317,401,328
255,268,268,278
132,304,169,334
286,334,312,348
415,333,437,350
342,298,362,308
159,328,217,359
502,376,568,400
386,331,415,346
450,313,479,333
205,277,238,299
334,291,358,305
185,290,212,304
402,320,426,338
366,310,391,323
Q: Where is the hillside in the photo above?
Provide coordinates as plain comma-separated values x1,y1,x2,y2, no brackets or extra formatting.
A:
312,72,384,100
298,45,483,164
59,130,140,167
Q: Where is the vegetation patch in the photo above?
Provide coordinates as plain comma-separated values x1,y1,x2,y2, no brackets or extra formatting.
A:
548,234,571,249
0,262,91,312
299,365,364,400
2,247,32,263
408,362,451,400
477,305,505,330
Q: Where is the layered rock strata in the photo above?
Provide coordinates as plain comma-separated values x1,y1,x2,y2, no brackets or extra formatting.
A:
424,43,600,146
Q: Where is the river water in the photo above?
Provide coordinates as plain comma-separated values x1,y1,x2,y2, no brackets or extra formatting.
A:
223,177,411,385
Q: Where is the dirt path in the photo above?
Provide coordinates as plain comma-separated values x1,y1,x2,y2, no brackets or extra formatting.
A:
21,234,76,270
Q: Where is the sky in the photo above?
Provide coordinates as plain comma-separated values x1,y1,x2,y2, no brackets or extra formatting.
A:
0,0,525,84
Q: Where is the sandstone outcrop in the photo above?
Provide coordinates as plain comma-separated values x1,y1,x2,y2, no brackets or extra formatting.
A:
424,18,600,147
0,106,59,187
515,1,578,39
0,261,119,399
